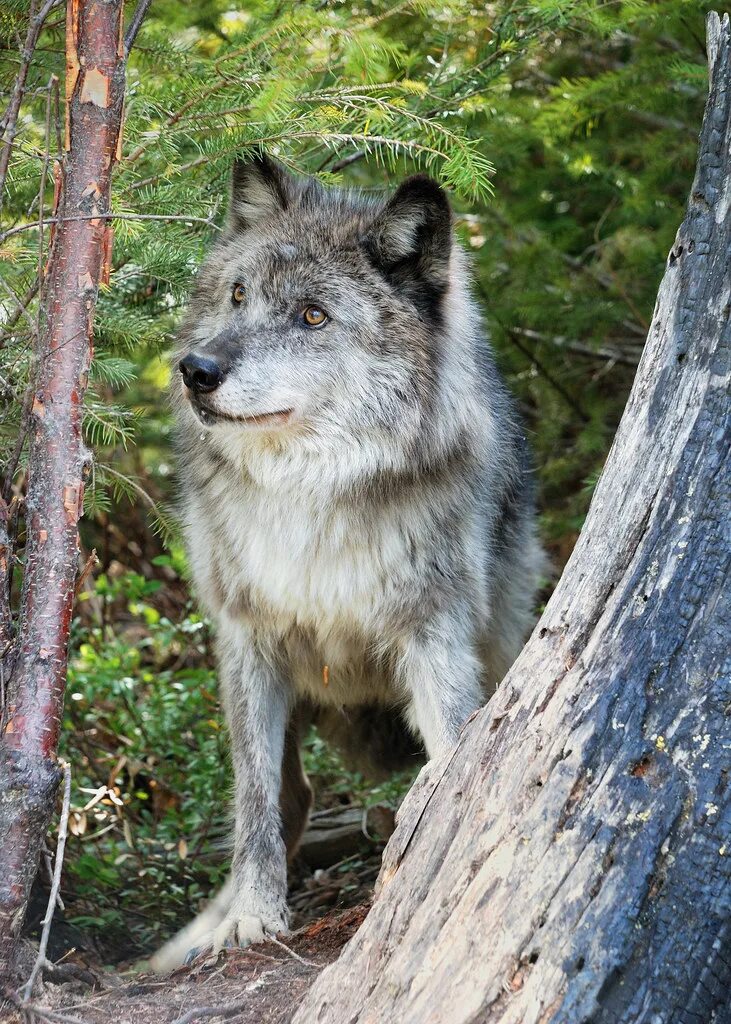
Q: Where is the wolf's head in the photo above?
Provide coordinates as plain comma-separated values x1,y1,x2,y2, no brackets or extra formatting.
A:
177,153,483,481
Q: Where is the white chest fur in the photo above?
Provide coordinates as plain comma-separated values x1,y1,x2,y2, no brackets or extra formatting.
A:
188,460,422,666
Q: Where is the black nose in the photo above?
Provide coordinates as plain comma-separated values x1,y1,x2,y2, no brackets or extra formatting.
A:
179,353,224,394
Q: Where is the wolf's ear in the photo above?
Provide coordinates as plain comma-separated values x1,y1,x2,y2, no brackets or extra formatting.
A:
228,152,291,229
364,175,453,292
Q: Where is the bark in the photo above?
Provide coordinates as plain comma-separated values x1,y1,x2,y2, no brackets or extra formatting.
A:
296,14,731,1024
0,496,12,657
0,0,127,981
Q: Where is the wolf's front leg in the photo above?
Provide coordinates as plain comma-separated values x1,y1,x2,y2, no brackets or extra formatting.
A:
150,623,290,971
399,613,484,759
206,620,290,955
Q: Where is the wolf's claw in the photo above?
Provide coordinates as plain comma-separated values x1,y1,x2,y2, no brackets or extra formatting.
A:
178,912,284,968
212,913,268,952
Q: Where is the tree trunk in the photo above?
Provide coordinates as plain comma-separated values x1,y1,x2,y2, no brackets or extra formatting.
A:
0,0,127,981
296,13,731,1024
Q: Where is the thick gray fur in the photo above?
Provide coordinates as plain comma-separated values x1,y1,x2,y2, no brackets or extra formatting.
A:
151,154,544,971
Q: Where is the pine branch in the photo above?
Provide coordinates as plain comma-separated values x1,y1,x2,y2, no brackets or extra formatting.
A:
124,0,153,55
0,211,221,246
0,0,62,212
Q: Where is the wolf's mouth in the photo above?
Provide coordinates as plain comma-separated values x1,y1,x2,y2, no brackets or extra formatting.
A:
192,401,294,428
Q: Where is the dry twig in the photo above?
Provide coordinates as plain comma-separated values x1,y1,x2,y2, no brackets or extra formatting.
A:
267,936,321,969
12,996,87,1024
21,761,72,1001
74,550,98,599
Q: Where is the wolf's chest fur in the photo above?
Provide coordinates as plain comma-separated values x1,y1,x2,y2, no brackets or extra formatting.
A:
189,458,433,704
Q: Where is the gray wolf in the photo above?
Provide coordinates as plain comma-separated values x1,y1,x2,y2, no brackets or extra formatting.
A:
151,153,543,970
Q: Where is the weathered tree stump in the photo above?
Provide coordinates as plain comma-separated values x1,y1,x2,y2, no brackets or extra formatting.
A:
295,13,731,1024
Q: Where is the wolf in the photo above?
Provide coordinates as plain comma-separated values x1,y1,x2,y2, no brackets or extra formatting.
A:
151,153,544,971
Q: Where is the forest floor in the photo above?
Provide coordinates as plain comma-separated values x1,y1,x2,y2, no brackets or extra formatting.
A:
5,820,385,1024
8,904,368,1024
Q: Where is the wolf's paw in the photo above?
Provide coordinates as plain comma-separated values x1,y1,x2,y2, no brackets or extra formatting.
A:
184,910,287,964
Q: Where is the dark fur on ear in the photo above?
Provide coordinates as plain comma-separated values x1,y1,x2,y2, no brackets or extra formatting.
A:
228,152,293,230
363,174,453,314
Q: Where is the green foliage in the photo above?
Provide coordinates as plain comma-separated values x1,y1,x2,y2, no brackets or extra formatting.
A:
462,0,712,548
4,0,563,513
61,570,228,951
303,730,418,811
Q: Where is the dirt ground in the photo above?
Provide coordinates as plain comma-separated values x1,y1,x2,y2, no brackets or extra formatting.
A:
3,790,391,1023
5,814,387,1024
5,904,368,1024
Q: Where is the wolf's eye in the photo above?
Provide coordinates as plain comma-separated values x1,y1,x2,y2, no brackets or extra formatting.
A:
232,283,246,304
302,305,328,328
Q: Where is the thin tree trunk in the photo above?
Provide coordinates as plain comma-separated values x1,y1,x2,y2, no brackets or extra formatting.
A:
0,0,126,981
296,13,731,1024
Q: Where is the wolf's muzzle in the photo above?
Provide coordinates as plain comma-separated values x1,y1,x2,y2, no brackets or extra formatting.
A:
179,353,225,394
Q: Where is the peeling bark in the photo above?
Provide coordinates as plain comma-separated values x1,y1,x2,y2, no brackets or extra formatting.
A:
296,14,731,1024
0,0,127,982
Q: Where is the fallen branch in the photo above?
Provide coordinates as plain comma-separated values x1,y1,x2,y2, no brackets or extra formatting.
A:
171,993,269,1024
